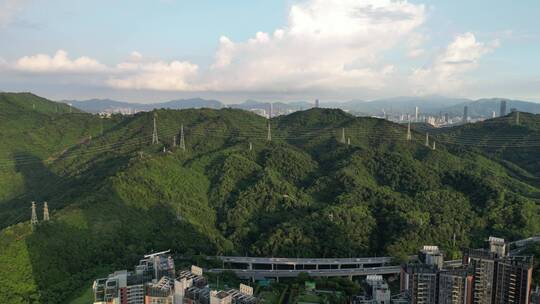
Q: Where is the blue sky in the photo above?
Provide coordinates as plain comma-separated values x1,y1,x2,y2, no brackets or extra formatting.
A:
0,0,539,103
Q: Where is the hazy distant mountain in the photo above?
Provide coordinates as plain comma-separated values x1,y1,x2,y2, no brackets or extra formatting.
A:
325,96,471,116
441,98,540,117
229,99,313,112
65,98,224,113
65,99,136,113
158,98,224,110
64,96,540,118
323,96,540,117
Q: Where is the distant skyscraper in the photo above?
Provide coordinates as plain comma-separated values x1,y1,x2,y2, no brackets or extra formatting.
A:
415,106,419,122
463,106,469,123
500,100,507,117
315,99,319,108
492,111,496,118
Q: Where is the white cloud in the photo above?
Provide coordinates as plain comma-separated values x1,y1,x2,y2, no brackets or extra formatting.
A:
203,0,426,92
0,0,28,28
4,0,501,97
98,0,426,92
410,32,499,94
407,49,425,58
14,50,107,73
406,32,426,58
107,54,200,91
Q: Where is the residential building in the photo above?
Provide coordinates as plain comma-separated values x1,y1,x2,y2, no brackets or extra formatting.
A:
93,250,175,304
493,256,533,304
438,269,472,304
210,291,232,304
401,263,439,304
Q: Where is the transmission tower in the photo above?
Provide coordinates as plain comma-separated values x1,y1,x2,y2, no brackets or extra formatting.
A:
347,138,351,146
249,142,253,151
31,201,38,229
341,128,346,144
173,135,177,147
267,122,272,141
432,141,436,150
179,124,186,151
152,113,159,144
516,111,520,125
425,133,429,147
43,202,50,221
406,121,412,141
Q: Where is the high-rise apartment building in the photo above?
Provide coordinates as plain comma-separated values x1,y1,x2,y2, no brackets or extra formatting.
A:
463,249,497,304
401,263,439,303
438,269,473,304
493,256,533,304
402,237,534,304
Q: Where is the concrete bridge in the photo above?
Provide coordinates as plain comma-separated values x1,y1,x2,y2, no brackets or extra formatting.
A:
208,266,401,280
209,256,397,280
215,256,393,269
509,236,540,248
509,236,540,255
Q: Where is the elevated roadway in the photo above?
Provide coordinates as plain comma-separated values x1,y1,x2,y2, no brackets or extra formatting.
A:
215,256,393,268
207,266,401,280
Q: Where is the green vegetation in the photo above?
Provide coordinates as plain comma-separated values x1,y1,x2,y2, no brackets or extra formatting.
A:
0,93,539,303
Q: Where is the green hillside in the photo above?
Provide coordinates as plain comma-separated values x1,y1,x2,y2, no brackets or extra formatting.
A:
433,112,540,181
0,94,539,303
0,93,120,228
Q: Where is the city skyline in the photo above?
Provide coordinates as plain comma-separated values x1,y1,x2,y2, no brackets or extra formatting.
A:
1,0,539,103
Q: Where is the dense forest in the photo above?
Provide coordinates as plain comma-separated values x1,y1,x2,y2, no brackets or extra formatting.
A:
0,92,539,303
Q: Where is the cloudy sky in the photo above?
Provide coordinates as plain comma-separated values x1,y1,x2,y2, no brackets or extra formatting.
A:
0,0,539,103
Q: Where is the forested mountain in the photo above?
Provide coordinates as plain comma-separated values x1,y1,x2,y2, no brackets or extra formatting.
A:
0,93,539,303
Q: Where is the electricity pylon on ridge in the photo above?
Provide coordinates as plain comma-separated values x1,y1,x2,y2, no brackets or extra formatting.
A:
341,128,346,144
31,201,38,229
267,122,272,142
152,112,159,145
432,141,436,150
179,124,186,151
43,202,50,221
406,121,412,141
425,133,429,147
